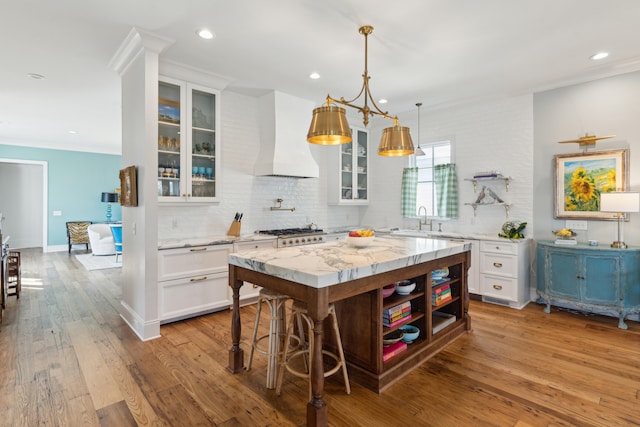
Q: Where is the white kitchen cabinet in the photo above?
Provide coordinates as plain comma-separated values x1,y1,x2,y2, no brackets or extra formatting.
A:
158,244,232,323
157,77,221,203
232,239,277,305
328,126,369,205
478,239,530,308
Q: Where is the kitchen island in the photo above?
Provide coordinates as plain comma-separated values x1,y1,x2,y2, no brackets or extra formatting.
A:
227,235,471,427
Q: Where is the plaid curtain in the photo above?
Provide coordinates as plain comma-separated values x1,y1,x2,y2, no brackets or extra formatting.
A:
401,167,418,217
434,163,459,219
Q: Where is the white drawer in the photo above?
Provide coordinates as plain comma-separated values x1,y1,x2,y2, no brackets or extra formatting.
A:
159,272,230,321
234,240,276,252
480,274,518,302
480,252,518,277
480,240,518,255
158,244,232,281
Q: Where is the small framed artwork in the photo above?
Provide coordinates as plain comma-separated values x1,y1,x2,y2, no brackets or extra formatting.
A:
158,98,180,124
554,148,629,219
119,166,138,207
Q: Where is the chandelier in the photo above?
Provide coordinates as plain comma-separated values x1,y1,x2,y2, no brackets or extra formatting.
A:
306,25,415,156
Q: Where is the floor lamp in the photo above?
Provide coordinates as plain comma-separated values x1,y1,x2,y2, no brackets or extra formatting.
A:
101,192,118,223
600,192,640,248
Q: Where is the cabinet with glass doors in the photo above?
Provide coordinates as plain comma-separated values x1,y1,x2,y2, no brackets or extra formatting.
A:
157,77,220,203
328,126,369,205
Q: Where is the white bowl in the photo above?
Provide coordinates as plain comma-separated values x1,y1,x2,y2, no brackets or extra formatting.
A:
395,280,416,295
345,235,374,248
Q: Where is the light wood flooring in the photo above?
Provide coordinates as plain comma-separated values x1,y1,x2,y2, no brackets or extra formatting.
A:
1,248,639,426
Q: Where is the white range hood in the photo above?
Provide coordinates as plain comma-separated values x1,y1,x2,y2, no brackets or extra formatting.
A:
254,91,320,178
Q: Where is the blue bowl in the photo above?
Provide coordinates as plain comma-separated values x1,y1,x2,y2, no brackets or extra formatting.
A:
399,325,420,343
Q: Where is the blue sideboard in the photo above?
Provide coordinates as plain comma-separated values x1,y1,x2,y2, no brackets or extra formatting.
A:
536,241,640,329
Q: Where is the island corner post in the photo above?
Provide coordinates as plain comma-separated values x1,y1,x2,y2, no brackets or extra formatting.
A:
227,264,330,426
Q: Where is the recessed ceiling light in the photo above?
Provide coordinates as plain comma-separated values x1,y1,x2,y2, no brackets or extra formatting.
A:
309,72,320,79
378,99,388,104
196,28,215,40
590,52,609,60
27,73,46,80
68,130,77,134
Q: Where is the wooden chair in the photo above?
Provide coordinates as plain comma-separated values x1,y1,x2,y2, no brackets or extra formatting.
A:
6,250,21,299
66,221,91,253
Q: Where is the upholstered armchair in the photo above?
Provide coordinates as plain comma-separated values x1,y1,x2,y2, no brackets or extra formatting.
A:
88,224,115,256
66,221,92,253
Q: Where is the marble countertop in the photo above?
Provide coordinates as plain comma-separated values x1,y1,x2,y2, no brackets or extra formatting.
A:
228,234,470,289
158,233,276,250
389,229,529,243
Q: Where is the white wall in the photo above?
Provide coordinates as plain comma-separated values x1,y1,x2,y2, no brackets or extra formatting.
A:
533,71,640,246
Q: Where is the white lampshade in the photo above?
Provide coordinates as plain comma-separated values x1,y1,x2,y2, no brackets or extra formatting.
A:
600,192,640,213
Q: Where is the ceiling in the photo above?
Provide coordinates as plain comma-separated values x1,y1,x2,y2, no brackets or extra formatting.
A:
2,0,640,155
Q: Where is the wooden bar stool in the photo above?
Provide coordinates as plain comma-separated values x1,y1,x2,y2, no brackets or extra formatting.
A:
6,251,21,299
247,288,302,389
276,300,350,399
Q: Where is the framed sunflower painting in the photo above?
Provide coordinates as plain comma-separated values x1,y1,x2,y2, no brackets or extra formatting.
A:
554,149,628,219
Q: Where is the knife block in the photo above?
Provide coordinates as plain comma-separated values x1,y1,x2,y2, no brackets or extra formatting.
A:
227,220,241,237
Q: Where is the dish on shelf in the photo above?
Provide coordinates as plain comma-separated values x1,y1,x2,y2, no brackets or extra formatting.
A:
432,267,449,280
382,284,396,298
395,280,416,295
383,329,404,346
399,325,420,344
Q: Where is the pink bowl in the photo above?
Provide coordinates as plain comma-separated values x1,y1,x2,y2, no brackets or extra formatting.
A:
382,284,396,298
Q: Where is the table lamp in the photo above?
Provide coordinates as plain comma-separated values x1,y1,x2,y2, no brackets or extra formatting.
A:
600,192,640,248
101,192,119,223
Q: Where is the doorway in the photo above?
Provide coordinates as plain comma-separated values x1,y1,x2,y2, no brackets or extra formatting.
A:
0,159,48,250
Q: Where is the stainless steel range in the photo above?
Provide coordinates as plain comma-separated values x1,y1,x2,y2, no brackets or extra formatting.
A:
257,227,328,248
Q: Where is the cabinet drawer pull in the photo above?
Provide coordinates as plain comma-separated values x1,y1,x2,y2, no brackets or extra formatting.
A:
493,284,503,290
493,262,503,268
190,276,208,282
190,247,207,252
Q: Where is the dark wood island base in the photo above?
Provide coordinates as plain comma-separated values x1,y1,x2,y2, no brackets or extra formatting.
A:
228,244,470,427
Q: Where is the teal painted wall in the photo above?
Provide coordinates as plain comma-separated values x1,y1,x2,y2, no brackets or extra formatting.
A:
0,144,122,247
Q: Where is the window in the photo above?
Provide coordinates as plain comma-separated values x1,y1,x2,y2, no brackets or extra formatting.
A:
413,141,452,217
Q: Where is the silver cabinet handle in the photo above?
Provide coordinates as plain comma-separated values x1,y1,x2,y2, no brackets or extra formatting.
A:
190,247,207,252
190,276,207,282
493,284,503,290
493,262,503,268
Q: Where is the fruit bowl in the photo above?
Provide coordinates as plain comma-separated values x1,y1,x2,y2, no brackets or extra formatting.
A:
553,228,577,239
345,230,374,247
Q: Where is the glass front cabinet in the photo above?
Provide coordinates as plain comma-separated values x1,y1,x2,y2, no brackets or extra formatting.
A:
328,126,369,205
157,77,220,203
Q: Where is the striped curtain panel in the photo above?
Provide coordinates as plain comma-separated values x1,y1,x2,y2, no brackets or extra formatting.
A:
401,167,418,217
434,163,459,219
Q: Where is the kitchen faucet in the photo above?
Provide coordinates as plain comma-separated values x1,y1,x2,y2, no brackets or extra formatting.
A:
417,205,433,231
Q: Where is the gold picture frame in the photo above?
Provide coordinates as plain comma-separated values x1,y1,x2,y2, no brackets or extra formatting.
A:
119,166,138,207
554,148,629,219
